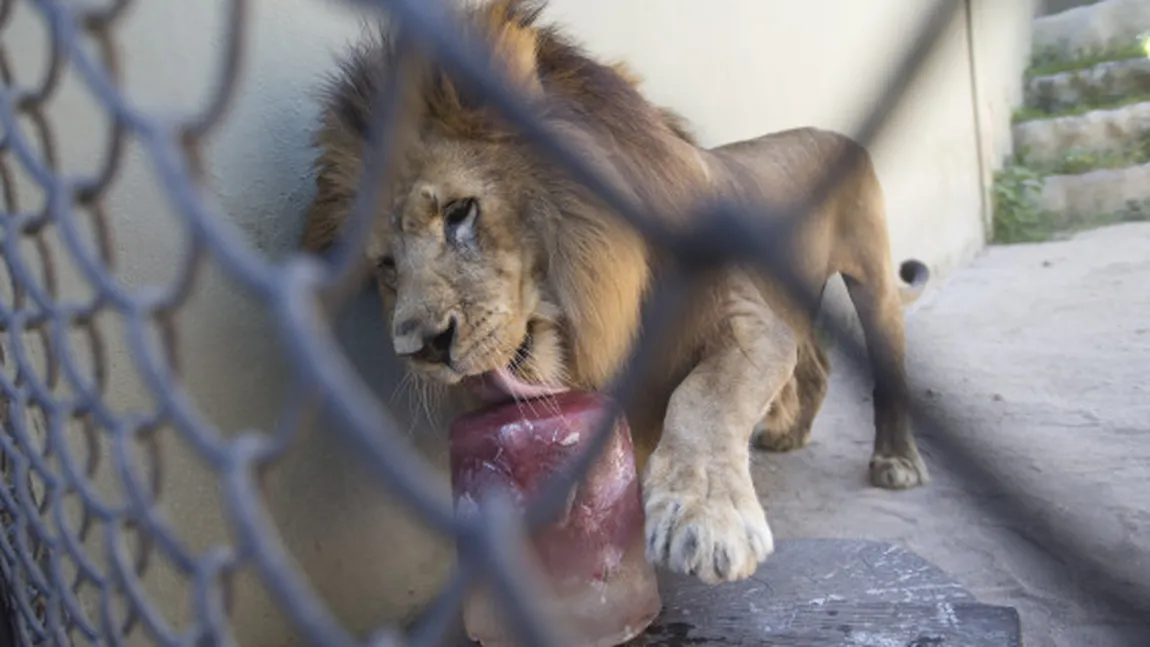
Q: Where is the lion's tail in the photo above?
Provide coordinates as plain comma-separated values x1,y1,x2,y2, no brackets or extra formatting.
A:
897,259,930,307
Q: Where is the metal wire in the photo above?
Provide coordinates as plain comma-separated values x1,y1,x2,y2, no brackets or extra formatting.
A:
0,0,1147,646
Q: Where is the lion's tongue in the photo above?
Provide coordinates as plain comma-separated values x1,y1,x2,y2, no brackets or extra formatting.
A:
463,367,568,405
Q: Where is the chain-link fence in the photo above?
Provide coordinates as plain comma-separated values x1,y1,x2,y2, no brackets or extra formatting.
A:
0,0,1147,645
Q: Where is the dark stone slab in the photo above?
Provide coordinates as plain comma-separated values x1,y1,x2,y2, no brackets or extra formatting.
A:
439,539,1021,646
631,538,1021,646
633,601,1020,646
659,538,979,607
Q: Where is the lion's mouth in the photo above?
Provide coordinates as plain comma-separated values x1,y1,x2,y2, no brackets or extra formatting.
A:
460,333,568,406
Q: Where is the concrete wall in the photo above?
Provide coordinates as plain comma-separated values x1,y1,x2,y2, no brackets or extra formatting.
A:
546,0,1037,287
968,0,1044,232
0,0,1034,645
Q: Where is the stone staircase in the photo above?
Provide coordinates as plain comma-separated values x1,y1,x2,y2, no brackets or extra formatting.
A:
996,0,1150,242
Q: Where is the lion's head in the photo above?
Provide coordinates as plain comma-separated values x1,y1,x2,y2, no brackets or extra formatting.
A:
302,0,702,404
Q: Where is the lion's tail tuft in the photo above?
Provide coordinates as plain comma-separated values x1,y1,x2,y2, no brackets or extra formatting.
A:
897,259,930,306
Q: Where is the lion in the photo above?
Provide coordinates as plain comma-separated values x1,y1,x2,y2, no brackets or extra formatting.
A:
301,0,931,586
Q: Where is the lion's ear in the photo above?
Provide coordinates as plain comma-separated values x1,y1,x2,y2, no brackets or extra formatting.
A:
490,20,542,96
469,0,543,96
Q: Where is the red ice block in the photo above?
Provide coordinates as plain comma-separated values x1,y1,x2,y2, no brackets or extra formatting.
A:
449,391,662,647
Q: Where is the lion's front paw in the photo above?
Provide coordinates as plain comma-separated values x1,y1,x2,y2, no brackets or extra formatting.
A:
642,456,774,585
869,452,930,489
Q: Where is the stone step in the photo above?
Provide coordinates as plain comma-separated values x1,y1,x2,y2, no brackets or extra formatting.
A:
1033,0,1150,60
1024,57,1150,114
1012,101,1150,166
1037,162,1150,224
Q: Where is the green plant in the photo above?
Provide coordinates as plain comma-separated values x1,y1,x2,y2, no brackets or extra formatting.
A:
1012,92,1150,124
1030,131,1150,176
1055,149,1102,175
1025,38,1148,79
992,163,1050,244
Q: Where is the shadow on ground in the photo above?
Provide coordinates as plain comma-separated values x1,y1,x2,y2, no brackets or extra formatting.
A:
752,222,1150,647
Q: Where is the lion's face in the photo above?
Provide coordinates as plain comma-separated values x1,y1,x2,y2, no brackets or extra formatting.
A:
365,138,570,399
305,1,672,400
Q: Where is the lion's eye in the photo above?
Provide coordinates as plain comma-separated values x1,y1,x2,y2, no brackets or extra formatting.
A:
443,197,479,244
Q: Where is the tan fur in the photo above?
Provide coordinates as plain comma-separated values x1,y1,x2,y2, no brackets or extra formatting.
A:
302,0,931,586
609,60,698,145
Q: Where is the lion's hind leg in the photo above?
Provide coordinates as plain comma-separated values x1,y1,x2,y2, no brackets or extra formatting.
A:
842,267,929,490
752,335,830,453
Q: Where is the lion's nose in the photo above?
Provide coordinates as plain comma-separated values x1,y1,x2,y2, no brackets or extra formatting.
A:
393,317,457,366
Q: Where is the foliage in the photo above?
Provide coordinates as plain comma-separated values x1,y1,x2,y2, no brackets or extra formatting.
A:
1025,36,1148,79
1030,132,1150,176
991,162,1050,244
1012,93,1150,124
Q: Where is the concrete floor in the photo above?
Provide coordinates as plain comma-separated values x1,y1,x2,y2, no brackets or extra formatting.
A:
752,222,1150,647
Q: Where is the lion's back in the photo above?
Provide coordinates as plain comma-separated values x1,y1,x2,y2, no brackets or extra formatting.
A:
712,127,869,185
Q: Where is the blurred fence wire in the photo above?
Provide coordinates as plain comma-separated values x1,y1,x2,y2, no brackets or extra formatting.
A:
0,0,1147,645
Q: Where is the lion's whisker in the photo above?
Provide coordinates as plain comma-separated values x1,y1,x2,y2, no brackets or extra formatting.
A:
391,370,413,405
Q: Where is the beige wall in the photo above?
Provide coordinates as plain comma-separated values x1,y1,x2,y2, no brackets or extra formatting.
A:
545,0,1032,285
968,0,1042,232
0,1,1033,645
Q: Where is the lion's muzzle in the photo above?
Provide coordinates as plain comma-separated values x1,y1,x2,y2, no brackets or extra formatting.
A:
393,315,458,366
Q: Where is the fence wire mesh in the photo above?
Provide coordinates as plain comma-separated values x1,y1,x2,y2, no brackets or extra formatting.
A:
0,0,1146,645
